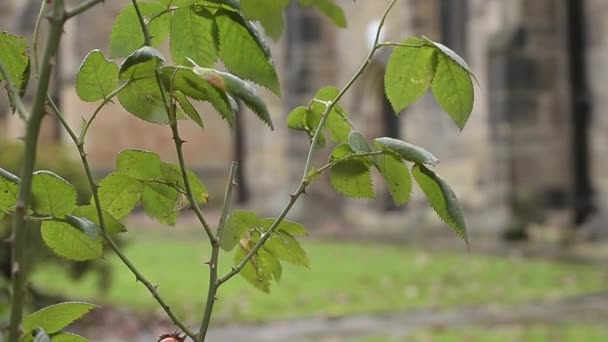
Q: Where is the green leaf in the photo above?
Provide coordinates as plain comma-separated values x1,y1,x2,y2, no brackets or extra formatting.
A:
412,164,468,245
260,218,307,236
347,131,372,153
170,7,217,67
0,168,19,213
423,37,475,76
329,158,375,199
262,230,309,268
161,67,237,126
31,171,77,218
221,210,261,251
109,2,170,57
374,137,439,166
174,91,204,129
215,10,280,95
286,106,307,130
72,205,126,235
376,153,412,206
234,243,281,293
118,77,168,124
75,50,119,102
32,328,51,342
49,333,88,342
141,182,179,226
430,52,474,129
97,172,145,220
0,32,30,90
41,221,103,261
66,215,100,240
311,86,350,143
298,0,346,27
240,0,289,41
23,302,96,335
116,149,163,180
192,67,273,129
119,46,165,80
160,162,209,204
385,37,437,113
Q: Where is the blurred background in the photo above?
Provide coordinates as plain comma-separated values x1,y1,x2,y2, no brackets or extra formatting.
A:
1,0,608,341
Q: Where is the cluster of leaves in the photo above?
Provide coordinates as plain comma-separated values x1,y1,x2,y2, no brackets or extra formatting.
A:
78,0,342,130
0,149,207,262
221,211,309,292
21,302,96,342
287,37,476,245
0,32,30,113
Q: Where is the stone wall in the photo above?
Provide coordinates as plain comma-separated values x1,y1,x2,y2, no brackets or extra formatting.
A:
2,0,607,235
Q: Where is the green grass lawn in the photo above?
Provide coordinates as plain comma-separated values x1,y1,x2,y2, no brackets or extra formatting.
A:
31,229,608,324
354,324,608,342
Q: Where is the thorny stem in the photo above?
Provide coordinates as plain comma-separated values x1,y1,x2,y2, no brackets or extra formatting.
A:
302,0,399,178
32,0,46,76
46,90,198,341
7,1,66,341
131,0,152,46
65,0,107,19
78,81,131,142
218,0,399,310
376,42,424,49
0,61,29,120
196,162,239,341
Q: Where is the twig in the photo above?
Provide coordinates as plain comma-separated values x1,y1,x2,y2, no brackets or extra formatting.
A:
301,0,399,178
46,91,198,341
220,0,399,287
0,61,29,120
65,0,106,20
78,81,130,142
32,0,46,76
197,162,238,341
8,1,66,341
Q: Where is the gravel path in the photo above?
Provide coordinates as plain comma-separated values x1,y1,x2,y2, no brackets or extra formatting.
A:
95,292,608,342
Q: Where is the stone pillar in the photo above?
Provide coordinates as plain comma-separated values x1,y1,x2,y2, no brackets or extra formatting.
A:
488,0,573,238
283,4,342,220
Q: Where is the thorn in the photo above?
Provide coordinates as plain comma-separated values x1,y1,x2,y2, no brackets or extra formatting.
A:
232,181,239,186
204,260,211,265
213,296,219,301
289,193,296,200
302,188,309,197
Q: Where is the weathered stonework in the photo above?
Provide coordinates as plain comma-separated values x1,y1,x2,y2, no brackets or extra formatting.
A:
1,0,607,236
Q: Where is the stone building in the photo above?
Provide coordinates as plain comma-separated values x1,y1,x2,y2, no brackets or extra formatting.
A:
1,0,607,236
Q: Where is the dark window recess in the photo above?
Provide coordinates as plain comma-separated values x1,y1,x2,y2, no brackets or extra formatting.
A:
233,102,250,204
439,0,469,58
567,0,595,224
382,91,402,212
300,15,322,42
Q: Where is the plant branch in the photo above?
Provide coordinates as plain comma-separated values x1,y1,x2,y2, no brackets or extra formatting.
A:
32,0,46,76
308,151,386,179
217,162,239,240
218,0,399,288
8,1,66,341
376,42,424,49
46,92,198,341
131,0,217,243
196,162,238,341
65,0,106,19
78,81,130,142
0,61,29,120
131,0,152,46
302,0,398,178
218,182,307,285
